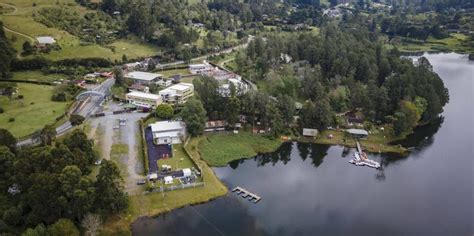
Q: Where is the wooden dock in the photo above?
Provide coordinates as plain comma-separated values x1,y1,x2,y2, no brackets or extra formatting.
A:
232,186,261,203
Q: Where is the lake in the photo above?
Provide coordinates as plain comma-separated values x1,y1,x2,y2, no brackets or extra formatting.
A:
132,53,473,236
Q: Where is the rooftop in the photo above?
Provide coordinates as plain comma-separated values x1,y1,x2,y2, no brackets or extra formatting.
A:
167,83,194,92
346,129,369,136
126,71,162,81
149,121,185,133
36,36,56,44
126,91,160,100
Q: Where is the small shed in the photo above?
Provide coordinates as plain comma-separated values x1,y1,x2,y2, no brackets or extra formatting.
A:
302,128,319,137
164,176,173,185
346,129,369,139
182,168,192,177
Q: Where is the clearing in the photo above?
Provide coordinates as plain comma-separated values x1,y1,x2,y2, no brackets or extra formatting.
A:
0,82,68,137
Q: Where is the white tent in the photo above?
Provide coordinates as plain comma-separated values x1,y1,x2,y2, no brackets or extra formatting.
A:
148,173,158,181
164,176,173,185
182,168,192,177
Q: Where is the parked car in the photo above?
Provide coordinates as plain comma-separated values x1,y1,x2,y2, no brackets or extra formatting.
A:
137,179,147,185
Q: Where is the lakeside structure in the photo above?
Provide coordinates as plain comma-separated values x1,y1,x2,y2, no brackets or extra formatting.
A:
159,83,194,105
125,91,162,108
149,121,187,145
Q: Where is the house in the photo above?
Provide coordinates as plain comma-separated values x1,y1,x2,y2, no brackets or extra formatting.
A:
159,83,194,105
189,63,214,74
149,121,186,144
128,84,150,93
156,79,172,87
346,112,364,126
218,78,249,97
346,129,369,139
125,91,162,108
204,120,226,132
125,71,163,85
302,128,319,137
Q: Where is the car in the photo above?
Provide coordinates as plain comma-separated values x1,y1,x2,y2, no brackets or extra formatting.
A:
137,179,147,185
94,160,102,165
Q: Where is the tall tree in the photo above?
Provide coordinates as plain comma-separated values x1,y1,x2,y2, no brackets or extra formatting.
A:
0,21,15,78
0,128,17,152
180,98,207,137
93,160,128,215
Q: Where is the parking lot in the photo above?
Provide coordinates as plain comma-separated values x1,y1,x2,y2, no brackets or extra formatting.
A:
88,101,148,195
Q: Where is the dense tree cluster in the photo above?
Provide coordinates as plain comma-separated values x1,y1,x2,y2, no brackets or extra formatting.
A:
0,129,128,235
233,22,449,136
0,22,16,78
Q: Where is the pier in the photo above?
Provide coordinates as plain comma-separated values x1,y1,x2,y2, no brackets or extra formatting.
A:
348,141,381,169
232,186,262,203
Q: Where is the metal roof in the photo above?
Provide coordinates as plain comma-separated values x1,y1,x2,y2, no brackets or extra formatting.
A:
36,36,56,44
126,91,160,100
126,71,162,81
346,129,369,136
149,121,185,133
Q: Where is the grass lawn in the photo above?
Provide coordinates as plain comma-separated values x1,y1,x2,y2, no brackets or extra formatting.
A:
11,70,71,83
102,137,227,235
198,132,283,167
157,144,195,171
0,83,68,137
154,68,191,78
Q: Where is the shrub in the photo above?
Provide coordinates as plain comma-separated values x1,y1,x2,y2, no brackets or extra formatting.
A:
0,107,4,113
8,118,14,122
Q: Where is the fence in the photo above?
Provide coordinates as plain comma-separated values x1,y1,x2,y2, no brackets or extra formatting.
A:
145,182,204,194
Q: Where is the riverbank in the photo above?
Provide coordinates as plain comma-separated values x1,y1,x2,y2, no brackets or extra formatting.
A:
101,137,228,235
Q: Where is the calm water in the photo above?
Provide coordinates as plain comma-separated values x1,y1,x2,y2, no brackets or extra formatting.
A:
132,53,474,236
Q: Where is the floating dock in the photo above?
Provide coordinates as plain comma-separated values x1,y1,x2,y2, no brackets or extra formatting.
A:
348,141,381,169
232,186,261,203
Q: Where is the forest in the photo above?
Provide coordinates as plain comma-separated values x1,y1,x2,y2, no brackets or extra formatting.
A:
0,129,128,235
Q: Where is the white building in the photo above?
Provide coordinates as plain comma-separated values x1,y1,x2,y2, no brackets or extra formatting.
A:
126,71,163,85
218,78,249,97
125,91,162,108
189,63,214,74
36,36,56,45
149,121,186,145
159,83,194,105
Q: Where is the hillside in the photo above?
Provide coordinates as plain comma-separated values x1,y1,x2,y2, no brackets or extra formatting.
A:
0,0,160,61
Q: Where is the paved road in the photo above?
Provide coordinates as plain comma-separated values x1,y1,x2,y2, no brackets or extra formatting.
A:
17,78,115,147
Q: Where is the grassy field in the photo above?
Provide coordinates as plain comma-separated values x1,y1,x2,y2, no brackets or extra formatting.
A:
0,0,160,61
0,83,68,137
102,137,228,235
11,70,71,83
198,132,283,167
390,33,474,54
